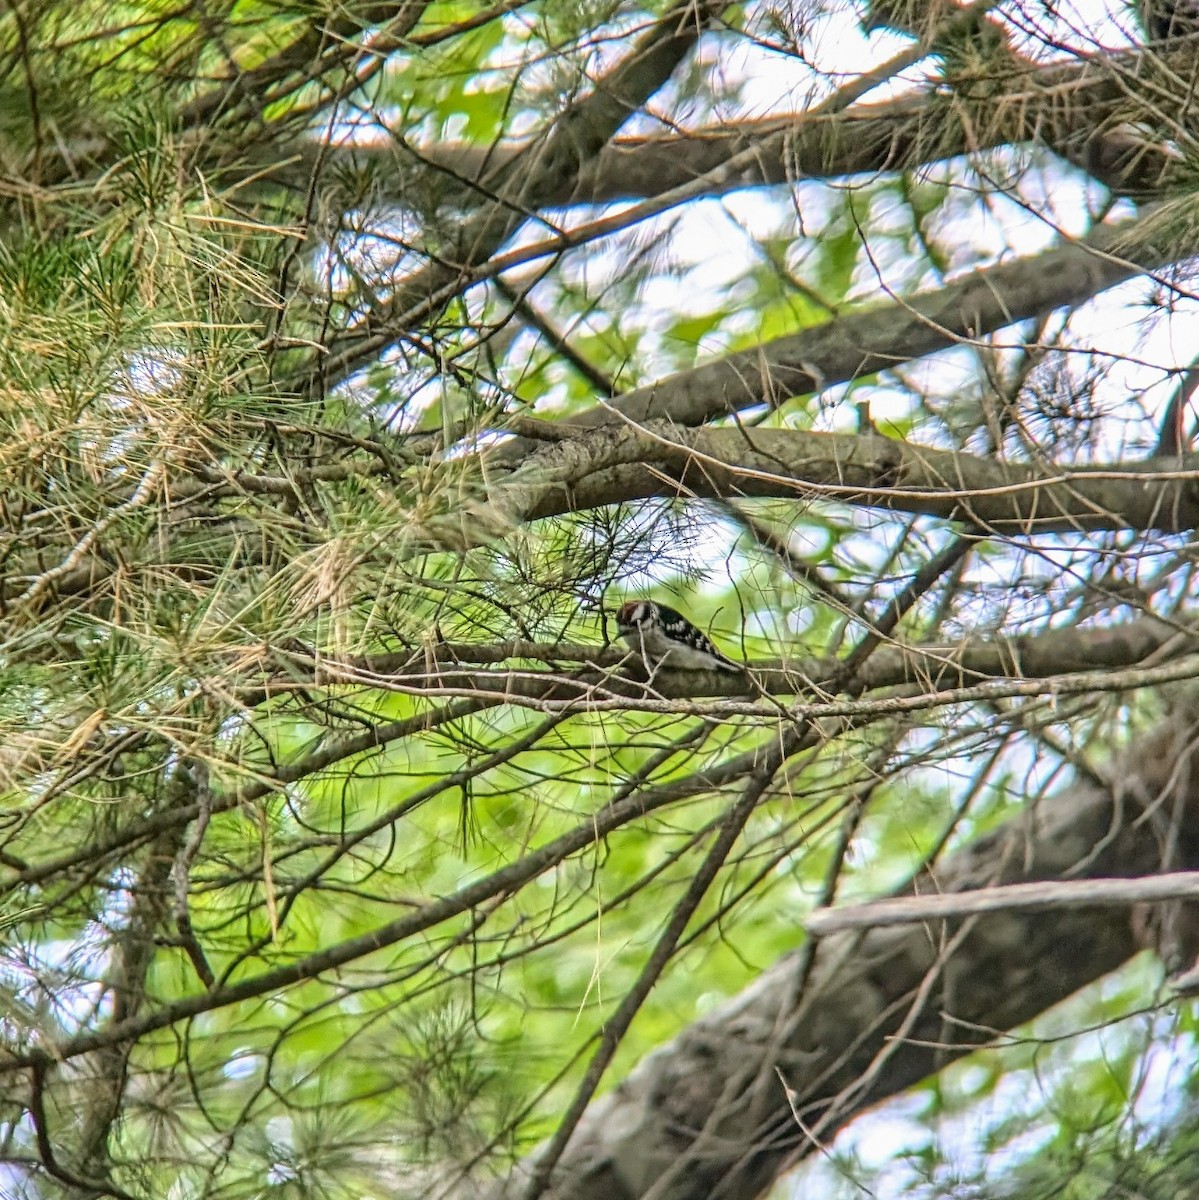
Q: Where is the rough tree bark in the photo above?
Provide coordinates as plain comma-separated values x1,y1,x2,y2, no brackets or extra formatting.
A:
484,690,1199,1200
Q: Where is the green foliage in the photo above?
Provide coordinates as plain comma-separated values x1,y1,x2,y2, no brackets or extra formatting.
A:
0,2,1190,1199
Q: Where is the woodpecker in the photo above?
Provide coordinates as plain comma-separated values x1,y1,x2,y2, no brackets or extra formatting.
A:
615,600,740,673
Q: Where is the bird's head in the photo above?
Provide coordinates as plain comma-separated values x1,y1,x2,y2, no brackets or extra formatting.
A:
615,600,655,631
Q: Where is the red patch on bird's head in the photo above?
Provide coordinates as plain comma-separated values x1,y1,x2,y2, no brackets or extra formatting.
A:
616,600,648,626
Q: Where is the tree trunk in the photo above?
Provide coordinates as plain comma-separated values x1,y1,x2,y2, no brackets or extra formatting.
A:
489,691,1199,1200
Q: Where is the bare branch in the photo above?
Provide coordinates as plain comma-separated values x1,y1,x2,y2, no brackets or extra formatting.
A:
486,697,1199,1200
512,422,1199,534
282,37,1199,210
497,209,1186,446
305,0,728,395
807,870,1199,934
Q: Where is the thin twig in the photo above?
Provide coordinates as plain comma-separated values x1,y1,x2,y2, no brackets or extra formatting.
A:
29,1057,140,1200
807,870,1199,935
172,763,215,988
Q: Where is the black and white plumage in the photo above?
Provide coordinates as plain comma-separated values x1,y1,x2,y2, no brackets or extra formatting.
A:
615,600,740,673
